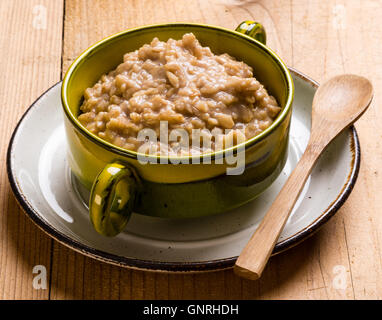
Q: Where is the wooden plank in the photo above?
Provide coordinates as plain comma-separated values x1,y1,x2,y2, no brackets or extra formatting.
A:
292,0,382,299
258,0,356,299
0,0,63,299
47,0,382,300
329,0,382,299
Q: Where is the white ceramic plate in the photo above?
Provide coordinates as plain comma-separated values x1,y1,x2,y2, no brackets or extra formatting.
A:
7,68,359,272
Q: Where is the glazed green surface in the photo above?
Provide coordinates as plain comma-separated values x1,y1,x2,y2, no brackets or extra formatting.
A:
89,162,138,236
235,20,267,45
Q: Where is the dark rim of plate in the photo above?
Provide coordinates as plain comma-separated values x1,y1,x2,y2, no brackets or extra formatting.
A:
6,68,360,272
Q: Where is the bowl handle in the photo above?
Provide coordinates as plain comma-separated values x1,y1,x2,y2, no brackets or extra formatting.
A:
235,21,267,45
89,162,139,236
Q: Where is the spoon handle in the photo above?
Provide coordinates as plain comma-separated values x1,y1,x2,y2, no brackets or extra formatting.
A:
234,141,325,280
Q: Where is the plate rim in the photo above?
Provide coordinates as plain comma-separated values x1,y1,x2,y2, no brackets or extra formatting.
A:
6,68,360,272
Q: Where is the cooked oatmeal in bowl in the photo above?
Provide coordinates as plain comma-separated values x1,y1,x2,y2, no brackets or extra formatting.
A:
61,21,294,234
78,33,281,155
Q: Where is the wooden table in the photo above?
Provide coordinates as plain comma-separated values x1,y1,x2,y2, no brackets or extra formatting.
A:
1,0,381,300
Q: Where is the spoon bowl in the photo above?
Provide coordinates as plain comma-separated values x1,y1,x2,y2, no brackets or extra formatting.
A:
311,75,373,141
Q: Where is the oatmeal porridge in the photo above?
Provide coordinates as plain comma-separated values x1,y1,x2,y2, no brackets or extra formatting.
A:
78,33,281,155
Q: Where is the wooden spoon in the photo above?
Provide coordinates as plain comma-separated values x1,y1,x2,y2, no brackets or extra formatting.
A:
234,74,373,280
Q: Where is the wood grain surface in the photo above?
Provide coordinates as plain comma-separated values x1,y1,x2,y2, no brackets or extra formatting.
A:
1,0,381,299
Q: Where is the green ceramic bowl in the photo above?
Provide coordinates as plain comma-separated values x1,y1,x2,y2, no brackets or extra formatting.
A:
61,21,294,236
